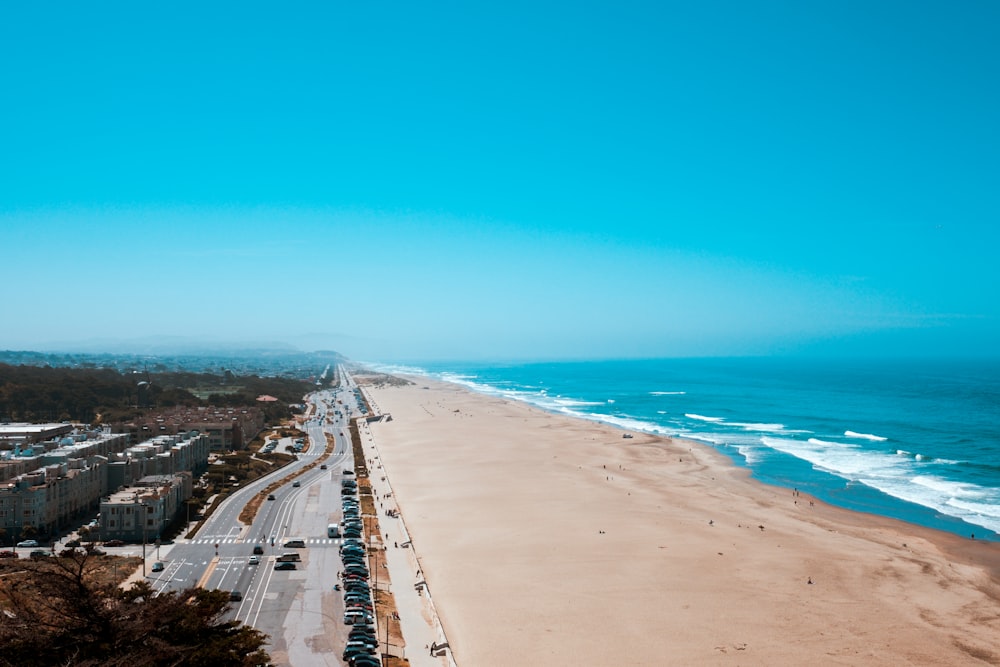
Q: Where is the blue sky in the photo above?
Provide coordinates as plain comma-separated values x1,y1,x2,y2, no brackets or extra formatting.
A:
1,2,997,362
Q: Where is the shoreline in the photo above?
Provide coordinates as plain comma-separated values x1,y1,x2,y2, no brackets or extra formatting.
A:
362,374,1000,665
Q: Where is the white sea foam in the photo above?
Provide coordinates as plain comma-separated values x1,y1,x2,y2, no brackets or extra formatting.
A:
650,391,686,395
552,398,605,407
809,438,843,448
759,436,1000,534
731,422,788,433
686,414,724,423
911,475,988,499
845,430,888,442
366,362,431,377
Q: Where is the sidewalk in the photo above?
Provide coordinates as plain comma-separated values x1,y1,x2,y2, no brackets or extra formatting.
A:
358,419,456,667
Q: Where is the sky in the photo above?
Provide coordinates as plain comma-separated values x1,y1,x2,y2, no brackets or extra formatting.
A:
1,1,998,362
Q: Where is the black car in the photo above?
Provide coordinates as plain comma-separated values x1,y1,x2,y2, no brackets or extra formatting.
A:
344,582,371,592
343,591,371,601
252,544,264,555
274,561,296,570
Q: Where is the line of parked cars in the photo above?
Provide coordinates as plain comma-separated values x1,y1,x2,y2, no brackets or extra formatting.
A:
340,495,379,667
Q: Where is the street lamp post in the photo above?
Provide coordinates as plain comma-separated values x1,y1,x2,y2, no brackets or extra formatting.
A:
140,499,148,578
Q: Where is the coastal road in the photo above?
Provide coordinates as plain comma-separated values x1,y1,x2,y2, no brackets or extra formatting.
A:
141,386,364,666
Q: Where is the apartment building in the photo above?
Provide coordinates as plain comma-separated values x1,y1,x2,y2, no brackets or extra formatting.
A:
100,474,189,543
115,405,265,451
0,429,208,542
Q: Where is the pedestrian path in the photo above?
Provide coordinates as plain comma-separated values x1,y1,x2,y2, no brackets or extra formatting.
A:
358,419,455,667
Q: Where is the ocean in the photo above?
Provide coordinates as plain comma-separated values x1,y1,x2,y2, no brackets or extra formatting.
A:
373,357,1000,541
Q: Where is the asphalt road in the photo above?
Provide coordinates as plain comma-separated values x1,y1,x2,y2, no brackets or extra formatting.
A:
145,379,365,666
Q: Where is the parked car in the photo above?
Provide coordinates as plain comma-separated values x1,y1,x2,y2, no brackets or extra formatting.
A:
0,550,19,559
104,539,125,547
344,584,371,595
65,539,81,548
349,629,377,643
274,561,296,570
340,545,368,558
151,561,165,572
16,539,38,548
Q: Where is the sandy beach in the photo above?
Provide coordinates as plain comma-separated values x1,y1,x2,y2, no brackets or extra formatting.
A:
362,375,1000,666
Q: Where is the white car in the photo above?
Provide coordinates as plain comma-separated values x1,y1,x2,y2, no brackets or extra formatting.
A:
248,555,261,565
16,540,39,548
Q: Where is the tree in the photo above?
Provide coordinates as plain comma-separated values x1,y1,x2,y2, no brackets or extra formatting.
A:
0,549,272,666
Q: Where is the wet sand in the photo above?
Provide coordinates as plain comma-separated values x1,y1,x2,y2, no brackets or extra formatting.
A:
363,376,1000,666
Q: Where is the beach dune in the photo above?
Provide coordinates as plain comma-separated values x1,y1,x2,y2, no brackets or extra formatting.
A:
364,377,1000,666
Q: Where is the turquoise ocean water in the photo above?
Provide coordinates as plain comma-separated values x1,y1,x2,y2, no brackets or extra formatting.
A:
374,358,1000,541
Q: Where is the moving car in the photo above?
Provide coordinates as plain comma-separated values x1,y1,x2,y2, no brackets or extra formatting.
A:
253,544,264,554
283,539,306,548
292,481,301,487
248,556,260,565
151,561,165,572
267,494,276,501
229,590,243,601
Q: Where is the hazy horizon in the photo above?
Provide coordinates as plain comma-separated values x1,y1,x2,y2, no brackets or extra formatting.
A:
3,3,997,363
